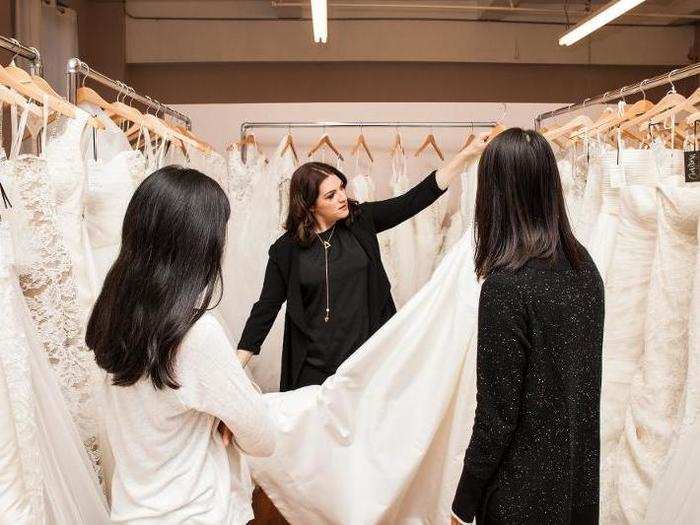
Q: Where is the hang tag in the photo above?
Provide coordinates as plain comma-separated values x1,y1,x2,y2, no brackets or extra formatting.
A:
685,150,700,184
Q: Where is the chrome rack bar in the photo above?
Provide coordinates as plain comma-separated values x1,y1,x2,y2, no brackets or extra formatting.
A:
534,62,700,129
239,120,497,161
67,57,192,130
0,35,42,75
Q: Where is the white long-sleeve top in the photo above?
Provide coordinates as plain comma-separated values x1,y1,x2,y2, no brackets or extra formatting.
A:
98,313,276,524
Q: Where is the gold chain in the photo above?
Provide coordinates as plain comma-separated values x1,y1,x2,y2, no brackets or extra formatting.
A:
315,224,336,322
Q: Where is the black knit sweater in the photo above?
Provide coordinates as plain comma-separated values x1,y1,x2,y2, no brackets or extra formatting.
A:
452,247,604,525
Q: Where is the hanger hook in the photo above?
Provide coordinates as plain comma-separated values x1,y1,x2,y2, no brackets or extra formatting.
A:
82,62,90,88
583,97,592,108
618,85,627,104
639,78,649,101
668,69,678,93
500,102,508,122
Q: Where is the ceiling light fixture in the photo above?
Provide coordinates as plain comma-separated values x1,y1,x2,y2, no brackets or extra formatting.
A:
559,0,646,46
310,0,328,43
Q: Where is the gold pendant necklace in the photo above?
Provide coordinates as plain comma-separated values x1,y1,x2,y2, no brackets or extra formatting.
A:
315,224,336,322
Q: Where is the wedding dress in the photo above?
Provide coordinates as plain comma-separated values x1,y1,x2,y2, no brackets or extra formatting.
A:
607,145,700,524
218,144,266,344
381,150,417,307
2,107,102,475
643,206,700,524
0,106,110,523
246,138,297,393
599,149,658,521
248,231,482,524
44,109,98,318
575,142,606,246
82,102,146,286
413,155,449,290
587,150,622,283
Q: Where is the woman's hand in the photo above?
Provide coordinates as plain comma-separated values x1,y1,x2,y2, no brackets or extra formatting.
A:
435,132,489,190
237,349,254,368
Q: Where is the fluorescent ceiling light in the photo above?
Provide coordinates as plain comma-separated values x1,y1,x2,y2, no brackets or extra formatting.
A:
310,0,328,43
559,0,646,46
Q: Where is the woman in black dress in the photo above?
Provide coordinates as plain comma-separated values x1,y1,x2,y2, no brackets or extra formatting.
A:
451,129,604,525
237,145,482,391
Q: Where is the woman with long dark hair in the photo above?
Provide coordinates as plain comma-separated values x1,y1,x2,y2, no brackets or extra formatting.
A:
451,129,604,525
87,166,275,524
236,148,480,391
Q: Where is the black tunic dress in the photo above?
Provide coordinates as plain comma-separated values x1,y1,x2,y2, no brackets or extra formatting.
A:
297,223,370,384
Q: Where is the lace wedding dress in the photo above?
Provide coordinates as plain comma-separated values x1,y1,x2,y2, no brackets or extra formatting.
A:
3,109,102,475
605,145,700,524
44,109,98,319
0,105,109,523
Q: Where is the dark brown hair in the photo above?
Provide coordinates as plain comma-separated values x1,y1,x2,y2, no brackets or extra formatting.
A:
473,128,582,279
285,162,360,246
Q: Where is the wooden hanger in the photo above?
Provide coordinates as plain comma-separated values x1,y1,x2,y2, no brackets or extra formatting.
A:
233,133,264,155
307,133,344,161
645,86,700,129
414,132,444,161
0,85,42,118
617,90,686,135
390,131,404,156
174,125,213,153
687,111,700,125
281,131,299,164
350,132,374,162
544,116,593,142
459,132,475,153
0,63,103,130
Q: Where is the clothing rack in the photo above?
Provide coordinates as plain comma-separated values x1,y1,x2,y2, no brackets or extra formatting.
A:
240,120,498,160
66,58,192,130
0,35,42,75
534,62,700,129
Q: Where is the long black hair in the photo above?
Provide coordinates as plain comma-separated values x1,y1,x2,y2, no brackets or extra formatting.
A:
473,128,582,279
86,165,231,389
284,162,360,247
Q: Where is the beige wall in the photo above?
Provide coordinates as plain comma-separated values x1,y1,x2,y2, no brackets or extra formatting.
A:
127,61,700,106
125,17,695,67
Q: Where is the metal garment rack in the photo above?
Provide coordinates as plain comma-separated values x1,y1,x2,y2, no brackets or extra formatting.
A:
240,120,497,160
534,62,700,129
0,35,42,75
66,58,192,130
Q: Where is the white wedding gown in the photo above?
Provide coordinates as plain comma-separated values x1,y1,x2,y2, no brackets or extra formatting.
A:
0,105,110,524
82,102,147,286
606,145,700,524
586,150,622,283
381,151,418,308
599,149,658,475
246,139,297,393
45,110,98,319
3,109,103,475
248,229,483,524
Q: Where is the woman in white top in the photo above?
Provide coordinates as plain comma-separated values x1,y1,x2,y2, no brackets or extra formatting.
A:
86,165,276,524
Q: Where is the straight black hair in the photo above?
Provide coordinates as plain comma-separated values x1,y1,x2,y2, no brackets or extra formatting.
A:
473,128,582,279
86,165,231,389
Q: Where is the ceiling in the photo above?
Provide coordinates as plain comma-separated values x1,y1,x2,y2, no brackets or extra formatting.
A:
118,0,700,27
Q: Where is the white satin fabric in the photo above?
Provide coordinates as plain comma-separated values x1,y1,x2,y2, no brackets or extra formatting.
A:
249,232,482,524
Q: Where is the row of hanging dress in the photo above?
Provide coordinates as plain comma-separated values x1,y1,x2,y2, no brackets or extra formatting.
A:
0,102,111,523
554,135,700,524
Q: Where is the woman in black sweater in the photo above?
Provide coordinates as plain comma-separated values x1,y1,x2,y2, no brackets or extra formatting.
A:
237,146,481,391
451,129,604,525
